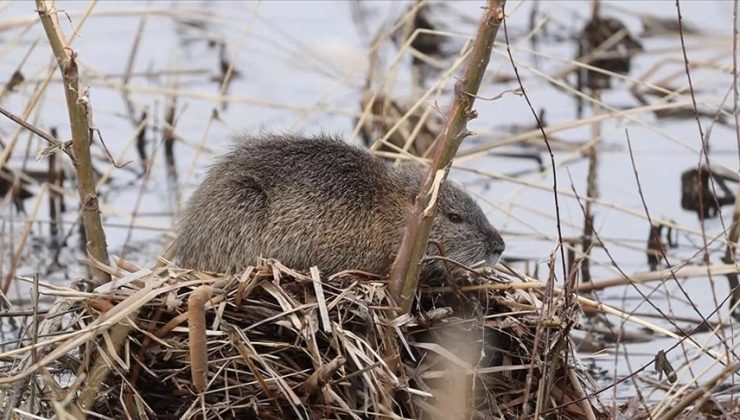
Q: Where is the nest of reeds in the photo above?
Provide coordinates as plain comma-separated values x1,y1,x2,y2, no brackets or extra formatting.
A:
1,258,606,419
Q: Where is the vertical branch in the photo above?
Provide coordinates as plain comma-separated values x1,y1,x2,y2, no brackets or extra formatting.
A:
579,0,603,288
163,95,177,175
582,96,600,285
388,0,506,314
163,93,180,211
47,128,61,249
36,0,110,286
136,109,149,171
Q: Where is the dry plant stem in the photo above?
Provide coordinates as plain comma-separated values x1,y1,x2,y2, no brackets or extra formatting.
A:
48,151,62,245
567,364,597,420
0,0,95,169
1,300,77,420
656,361,740,420
579,1,601,287
501,10,568,415
2,185,46,294
389,0,505,313
0,276,166,386
36,0,111,287
582,95,600,285
301,356,346,397
121,12,148,125
676,0,732,329
575,263,740,293
74,316,138,414
189,286,214,393
12,276,149,414
0,104,67,155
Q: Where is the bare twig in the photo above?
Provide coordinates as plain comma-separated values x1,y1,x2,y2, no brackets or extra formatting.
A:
35,0,111,286
2,186,46,294
501,5,569,415
301,356,346,397
676,0,732,333
0,104,71,160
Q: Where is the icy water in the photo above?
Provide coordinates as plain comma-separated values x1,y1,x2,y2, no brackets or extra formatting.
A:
1,0,738,406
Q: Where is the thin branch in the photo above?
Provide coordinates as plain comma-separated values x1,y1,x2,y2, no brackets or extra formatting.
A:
676,0,732,331
388,0,506,314
0,105,70,160
35,0,110,286
501,6,568,415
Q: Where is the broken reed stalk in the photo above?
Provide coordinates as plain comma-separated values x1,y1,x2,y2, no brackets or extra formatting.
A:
578,0,602,287
47,128,62,248
136,109,148,171
36,0,111,287
73,322,132,416
2,185,46,294
581,95,600,285
188,286,214,393
301,356,346,397
163,94,177,176
389,0,506,314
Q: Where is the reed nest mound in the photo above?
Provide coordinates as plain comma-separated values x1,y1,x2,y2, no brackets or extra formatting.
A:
1,258,606,419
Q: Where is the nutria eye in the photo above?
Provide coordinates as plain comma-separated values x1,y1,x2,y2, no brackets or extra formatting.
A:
448,212,463,223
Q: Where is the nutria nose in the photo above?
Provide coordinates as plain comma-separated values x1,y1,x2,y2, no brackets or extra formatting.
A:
489,227,505,254
487,227,505,266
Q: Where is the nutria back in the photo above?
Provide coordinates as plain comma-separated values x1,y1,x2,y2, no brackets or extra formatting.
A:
172,134,504,280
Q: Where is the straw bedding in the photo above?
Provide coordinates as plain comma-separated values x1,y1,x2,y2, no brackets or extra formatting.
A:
1,258,604,419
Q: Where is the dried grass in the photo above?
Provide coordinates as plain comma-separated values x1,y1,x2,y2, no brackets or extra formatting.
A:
1,257,606,419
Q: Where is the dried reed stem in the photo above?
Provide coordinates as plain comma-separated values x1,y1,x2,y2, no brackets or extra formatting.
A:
75,321,133,415
389,0,505,313
301,355,346,397
582,94,600,285
35,0,111,286
576,263,740,293
1,185,46,294
188,286,214,393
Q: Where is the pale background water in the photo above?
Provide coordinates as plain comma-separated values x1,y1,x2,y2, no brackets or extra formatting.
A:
1,0,738,406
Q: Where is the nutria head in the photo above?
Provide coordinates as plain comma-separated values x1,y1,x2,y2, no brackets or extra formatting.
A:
429,181,505,274
393,164,505,280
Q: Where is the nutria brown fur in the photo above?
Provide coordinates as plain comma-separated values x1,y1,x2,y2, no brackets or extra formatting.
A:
172,134,505,280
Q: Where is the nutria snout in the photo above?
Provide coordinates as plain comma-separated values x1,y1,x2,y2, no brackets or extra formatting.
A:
172,134,505,281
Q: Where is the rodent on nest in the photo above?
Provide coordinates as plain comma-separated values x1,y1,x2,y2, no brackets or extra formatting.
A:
172,134,504,281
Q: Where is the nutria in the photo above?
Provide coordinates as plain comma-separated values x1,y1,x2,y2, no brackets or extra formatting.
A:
172,134,505,281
